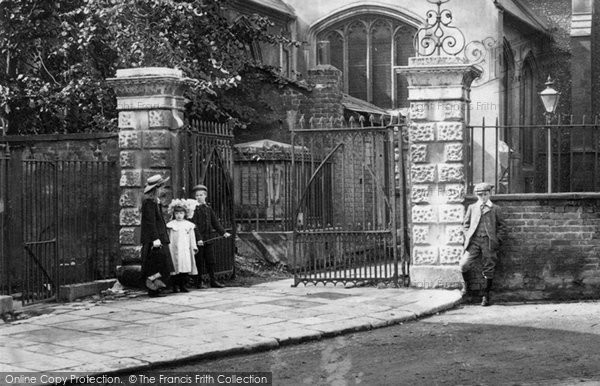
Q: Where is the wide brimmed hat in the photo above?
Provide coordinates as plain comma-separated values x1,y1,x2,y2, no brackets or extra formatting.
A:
474,182,493,193
167,198,198,218
191,184,208,193
144,174,170,194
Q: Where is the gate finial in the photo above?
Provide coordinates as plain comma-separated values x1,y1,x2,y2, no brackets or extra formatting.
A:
414,0,466,57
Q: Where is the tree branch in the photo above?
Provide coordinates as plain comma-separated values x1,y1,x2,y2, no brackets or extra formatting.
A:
36,51,59,85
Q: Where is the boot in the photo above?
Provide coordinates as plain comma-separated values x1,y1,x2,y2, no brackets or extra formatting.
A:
179,274,189,293
481,278,493,306
207,264,225,288
210,279,225,288
194,275,209,289
460,272,469,296
209,273,225,288
170,275,180,293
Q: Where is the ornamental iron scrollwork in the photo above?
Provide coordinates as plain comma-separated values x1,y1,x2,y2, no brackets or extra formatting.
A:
464,37,498,85
413,0,466,57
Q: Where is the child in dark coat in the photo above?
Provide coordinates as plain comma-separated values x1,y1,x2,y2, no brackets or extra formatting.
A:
190,184,231,288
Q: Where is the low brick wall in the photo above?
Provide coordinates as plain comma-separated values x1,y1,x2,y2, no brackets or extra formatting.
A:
467,194,600,301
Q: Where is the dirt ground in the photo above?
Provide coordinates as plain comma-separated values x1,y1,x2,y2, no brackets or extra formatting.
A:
155,303,600,385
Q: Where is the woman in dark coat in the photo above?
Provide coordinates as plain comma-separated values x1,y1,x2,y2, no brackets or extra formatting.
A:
140,174,174,297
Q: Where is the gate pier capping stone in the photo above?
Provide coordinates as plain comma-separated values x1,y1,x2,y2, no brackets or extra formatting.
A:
107,67,191,287
396,56,481,289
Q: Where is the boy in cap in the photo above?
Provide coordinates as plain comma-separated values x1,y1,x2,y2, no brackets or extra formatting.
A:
460,182,506,306
190,184,231,288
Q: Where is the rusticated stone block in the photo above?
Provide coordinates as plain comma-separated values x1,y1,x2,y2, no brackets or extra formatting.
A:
120,169,142,187
439,205,464,223
410,103,428,120
149,110,170,128
445,184,466,203
411,165,436,183
119,131,141,149
442,102,466,120
120,188,141,207
446,225,464,244
120,246,142,265
142,130,170,148
120,208,141,226
413,247,438,265
411,185,430,203
120,150,140,168
412,205,436,223
149,150,170,167
409,122,435,142
440,246,463,264
439,164,464,182
119,227,138,245
444,143,463,161
118,112,135,128
410,144,428,163
437,122,464,141
413,225,430,244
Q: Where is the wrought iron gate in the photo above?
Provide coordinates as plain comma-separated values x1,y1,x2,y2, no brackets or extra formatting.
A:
0,153,119,305
291,124,408,286
182,120,235,278
21,160,59,304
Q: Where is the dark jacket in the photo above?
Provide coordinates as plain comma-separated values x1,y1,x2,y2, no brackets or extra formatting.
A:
140,198,170,244
463,201,506,251
191,203,226,242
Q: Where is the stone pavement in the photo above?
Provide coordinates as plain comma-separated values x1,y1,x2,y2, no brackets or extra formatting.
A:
0,279,461,377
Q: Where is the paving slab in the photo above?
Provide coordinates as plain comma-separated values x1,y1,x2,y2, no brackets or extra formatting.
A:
0,279,461,379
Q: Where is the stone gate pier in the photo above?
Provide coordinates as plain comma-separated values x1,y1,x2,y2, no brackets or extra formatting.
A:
108,67,189,286
397,56,481,288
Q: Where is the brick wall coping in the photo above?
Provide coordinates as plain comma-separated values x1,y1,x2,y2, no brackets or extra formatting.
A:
1,132,117,143
467,193,600,201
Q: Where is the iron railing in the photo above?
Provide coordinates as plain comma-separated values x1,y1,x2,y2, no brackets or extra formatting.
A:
0,153,9,297
233,154,296,232
291,124,405,286
56,160,119,286
468,116,600,194
0,156,119,303
182,119,235,279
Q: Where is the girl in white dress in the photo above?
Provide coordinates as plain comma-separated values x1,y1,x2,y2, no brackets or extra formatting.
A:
166,200,198,292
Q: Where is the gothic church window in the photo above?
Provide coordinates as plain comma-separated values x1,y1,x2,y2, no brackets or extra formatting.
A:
316,16,416,109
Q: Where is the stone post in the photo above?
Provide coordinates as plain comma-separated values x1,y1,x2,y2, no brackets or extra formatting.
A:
397,56,481,289
107,67,188,286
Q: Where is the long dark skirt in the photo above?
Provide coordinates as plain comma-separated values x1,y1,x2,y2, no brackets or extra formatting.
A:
141,243,175,280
